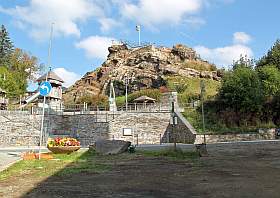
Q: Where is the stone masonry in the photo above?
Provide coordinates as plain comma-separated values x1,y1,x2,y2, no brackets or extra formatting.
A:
0,110,276,147
109,112,170,145
47,114,109,147
0,112,41,147
0,110,197,147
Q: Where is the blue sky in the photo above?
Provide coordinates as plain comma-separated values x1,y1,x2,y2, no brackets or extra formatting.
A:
0,0,279,89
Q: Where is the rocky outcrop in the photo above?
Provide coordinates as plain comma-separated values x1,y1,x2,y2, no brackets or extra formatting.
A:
64,43,221,103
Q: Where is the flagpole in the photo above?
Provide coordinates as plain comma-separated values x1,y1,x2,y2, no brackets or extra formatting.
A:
38,23,54,160
136,25,141,46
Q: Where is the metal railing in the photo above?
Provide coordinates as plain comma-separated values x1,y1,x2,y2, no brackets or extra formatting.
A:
116,103,170,112
0,102,172,116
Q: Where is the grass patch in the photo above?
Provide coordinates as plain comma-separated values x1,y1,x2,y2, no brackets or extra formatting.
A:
182,108,276,134
139,148,199,160
116,89,162,106
180,60,216,72
166,76,220,103
0,150,109,181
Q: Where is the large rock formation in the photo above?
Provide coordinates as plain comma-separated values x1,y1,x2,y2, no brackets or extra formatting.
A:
64,43,221,103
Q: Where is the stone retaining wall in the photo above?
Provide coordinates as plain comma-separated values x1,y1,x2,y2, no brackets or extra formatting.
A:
47,112,196,146
195,129,275,144
0,113,41,147
47,114,109,147
0,111,197,147
109,112,170,145
1,110,276,147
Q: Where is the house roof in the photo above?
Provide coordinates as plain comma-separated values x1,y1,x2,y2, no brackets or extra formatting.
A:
133,95,156,102
37,71,64,83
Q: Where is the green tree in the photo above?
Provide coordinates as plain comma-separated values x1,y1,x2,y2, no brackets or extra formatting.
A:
0,49,42,97
232,55,254,70
257,39,280,69
0,25,14,67
258,65,280,98
9,48,43,81
0,67,24,97
219,67,263,113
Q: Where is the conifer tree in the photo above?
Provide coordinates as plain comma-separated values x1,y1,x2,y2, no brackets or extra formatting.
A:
0,25,14,67
257,39,280,69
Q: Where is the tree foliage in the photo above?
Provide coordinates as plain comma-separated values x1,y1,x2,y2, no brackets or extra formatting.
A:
219,67,263,113
257,65,280,98
201,42,280,129
232,55,254,70
0,25,14,67
0,25,42,97
257,39,280,69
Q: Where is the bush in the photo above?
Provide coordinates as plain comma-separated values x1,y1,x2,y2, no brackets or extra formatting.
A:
257,65,280,98
218,67,263,113
77,94,108,107
166,76,220,103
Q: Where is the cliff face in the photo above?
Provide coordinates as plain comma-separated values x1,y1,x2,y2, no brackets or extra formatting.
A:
64,44,221,103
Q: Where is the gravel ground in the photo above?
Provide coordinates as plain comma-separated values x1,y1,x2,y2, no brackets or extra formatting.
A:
0,141,280,198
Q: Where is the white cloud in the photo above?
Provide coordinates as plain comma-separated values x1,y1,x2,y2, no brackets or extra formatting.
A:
233,32,252,44
98,17,120,32
195,44,253,67
53,68,81,88
195,32,253,67
75,36,115,59
120,0,204,28
0,0,103,40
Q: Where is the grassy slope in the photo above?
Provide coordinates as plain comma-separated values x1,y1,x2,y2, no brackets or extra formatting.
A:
183,107,277,134
166,76,220,103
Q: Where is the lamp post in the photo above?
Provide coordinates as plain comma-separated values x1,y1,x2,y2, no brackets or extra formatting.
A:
136,25,141,46
125,75,129,111
200,80,206,144
170,99,178,150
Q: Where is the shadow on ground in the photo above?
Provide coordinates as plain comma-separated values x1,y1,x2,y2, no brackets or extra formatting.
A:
10,141,280,198
20,149,201,198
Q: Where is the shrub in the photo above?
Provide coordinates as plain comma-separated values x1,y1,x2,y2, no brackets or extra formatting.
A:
77,94,108,107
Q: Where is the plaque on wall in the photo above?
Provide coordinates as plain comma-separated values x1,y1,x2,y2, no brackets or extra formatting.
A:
123,128,133,136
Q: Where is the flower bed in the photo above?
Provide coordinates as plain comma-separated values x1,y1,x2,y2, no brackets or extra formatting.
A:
47,137,81,154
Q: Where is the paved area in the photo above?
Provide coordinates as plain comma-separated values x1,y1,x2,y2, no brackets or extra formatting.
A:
0,153,21,172
137,139,280,151
0,147,48,172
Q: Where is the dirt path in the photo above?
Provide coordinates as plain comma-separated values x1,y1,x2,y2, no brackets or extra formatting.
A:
1,141,280,198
